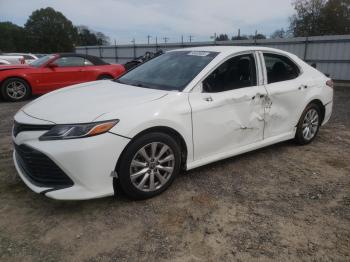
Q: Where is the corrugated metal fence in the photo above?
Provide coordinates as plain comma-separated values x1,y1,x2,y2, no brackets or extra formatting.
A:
76,34,350,81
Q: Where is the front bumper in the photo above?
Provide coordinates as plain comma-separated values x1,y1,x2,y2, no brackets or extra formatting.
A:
12,115,130,200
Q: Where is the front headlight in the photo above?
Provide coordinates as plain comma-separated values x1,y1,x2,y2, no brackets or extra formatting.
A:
39,120,119,141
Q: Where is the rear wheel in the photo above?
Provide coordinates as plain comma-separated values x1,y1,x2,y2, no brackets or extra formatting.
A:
1,78,31,102
294,103,321,145
116,132,181,200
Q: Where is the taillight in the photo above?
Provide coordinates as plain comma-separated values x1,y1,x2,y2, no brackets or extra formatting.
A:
326,80,334,89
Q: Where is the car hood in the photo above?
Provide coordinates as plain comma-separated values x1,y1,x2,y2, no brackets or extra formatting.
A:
21,81,168,124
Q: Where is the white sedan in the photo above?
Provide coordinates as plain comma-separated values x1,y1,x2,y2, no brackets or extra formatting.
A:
12,46,333,200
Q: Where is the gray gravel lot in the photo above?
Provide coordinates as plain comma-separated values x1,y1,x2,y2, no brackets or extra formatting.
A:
0,86,349,261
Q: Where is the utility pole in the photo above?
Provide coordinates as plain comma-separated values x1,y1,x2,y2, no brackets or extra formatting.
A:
131,38,136,58
155,36,158,51
181,35,184,45
147,35,152,45
238,29,241,39
254,30,258,45
163,37,169,44
189,35,194,43
114,39,117,63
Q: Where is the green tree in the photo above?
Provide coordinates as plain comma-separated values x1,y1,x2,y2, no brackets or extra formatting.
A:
76,26,110,46
0,22,27,52
231,35,249,40
255,33,267,39
95,32,110,45
320,0,350,34
271,28,287,38
77,26,99,46
25,7,78,52
215,34,229,41
290,0,350,36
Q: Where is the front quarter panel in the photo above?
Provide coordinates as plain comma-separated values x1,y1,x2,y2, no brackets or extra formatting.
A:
99,92,194,163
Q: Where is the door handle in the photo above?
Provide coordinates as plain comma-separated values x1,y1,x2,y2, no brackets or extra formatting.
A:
203,96,213,102
252,93,266,100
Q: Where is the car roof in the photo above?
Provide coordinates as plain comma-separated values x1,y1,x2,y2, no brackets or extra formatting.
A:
171,45,291,56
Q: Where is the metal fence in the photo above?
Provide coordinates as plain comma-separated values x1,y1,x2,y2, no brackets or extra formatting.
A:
76,34,350,81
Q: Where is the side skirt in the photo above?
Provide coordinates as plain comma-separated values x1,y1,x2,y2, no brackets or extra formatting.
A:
186,131,295,170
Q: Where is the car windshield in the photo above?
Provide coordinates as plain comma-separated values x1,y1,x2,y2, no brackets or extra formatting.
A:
30,55,55,67
116,51,218,91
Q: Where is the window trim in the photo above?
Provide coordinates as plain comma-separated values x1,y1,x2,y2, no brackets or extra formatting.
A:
261,51,303,85
196,51,260,94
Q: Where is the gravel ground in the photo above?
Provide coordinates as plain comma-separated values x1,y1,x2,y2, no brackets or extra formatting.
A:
0,86,349,262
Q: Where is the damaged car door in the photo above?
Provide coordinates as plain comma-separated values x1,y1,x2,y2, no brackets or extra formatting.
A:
260,52,305,139
189,53,267,161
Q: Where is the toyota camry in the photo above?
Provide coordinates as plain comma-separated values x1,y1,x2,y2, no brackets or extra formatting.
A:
12,46,333,200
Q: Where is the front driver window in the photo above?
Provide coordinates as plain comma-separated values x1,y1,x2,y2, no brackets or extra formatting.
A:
202,54,257,93
54,57,85,67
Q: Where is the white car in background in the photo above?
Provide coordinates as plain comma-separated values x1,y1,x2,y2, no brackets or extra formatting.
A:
0,55,24,64
4,53,38,64
0,58,11,65
12,46,333,200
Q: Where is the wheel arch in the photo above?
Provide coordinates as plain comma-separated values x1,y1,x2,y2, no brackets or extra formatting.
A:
116,126,189,173
307,99,325,123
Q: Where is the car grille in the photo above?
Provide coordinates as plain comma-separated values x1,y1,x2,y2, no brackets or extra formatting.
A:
13,121,53,137
14,144,74,188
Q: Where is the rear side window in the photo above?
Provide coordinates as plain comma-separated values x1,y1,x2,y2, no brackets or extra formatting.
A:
23,55,34,60
55,57,85,67
263,53,300,84
203,54,257,93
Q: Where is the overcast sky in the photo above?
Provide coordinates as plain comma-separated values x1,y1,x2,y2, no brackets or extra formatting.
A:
0,0,294,44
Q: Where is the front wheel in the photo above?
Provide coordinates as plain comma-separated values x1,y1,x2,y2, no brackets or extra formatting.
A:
294,103,321,145
116,132,181,200
1,78,31,102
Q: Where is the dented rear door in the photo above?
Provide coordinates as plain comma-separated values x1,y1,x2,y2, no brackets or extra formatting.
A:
259,52,308,139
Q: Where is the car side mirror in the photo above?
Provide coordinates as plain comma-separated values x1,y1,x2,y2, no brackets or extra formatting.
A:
47,63,58,69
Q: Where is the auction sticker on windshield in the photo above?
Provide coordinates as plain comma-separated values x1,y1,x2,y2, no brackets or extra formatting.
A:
187,51,210,56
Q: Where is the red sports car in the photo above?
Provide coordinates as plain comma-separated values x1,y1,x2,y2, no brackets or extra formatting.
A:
0,53,125,101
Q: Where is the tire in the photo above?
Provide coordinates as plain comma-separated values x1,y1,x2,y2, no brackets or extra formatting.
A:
294,103,321,145
1,77,31,102
116,132,181,200
97,74,113,80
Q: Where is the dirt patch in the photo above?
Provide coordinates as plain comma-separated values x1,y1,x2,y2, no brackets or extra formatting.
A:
0,87,349,261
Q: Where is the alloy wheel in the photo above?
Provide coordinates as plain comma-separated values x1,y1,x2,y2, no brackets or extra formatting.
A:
302,108,319,140
129,142,175,192
6,81,27,100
